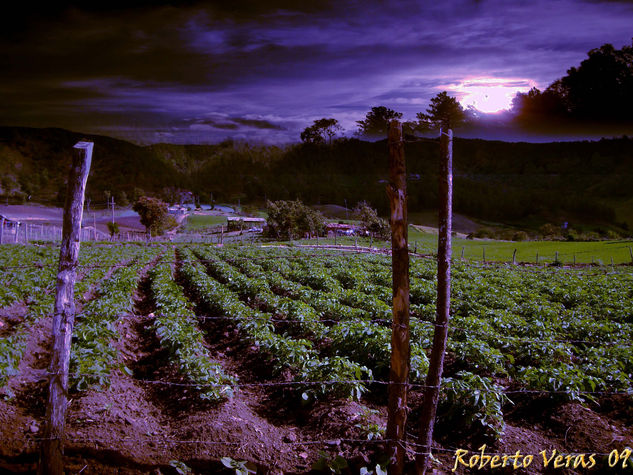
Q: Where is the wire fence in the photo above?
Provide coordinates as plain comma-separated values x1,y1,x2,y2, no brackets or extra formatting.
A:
1,251,633,277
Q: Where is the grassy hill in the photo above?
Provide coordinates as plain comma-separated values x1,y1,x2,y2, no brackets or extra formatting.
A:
1,126,632,233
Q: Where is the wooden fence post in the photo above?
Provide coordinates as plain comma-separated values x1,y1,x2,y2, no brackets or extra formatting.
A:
512,249,517,265
461,246,465,261
629,247,633,264
386,120,410,475
40,141,92,475
0,217,4,244
14,222,20,243
416,128,453,474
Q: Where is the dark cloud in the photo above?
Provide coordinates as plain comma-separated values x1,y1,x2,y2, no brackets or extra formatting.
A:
1,0,632,143
191,115,285,131
232,118,285,130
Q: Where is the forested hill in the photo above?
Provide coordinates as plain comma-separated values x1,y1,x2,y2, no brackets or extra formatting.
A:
0,126,184,207
1,126,632,229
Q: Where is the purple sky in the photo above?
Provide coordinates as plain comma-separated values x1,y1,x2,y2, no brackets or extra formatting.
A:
1,0,632,144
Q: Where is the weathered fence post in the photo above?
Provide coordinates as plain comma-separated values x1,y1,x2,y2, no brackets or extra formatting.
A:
512,249,517,265
0,217,4,244
416,128,453,474
386,120,410,475
482,247,486,263
40,141,92,475
14,222,20,243
629,247,633,264
461,246,465,261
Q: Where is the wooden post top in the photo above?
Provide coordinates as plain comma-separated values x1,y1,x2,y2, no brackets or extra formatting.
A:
73,141,94,150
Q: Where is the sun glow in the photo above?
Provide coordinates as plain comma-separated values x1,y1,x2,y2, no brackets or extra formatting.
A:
449,77,535,114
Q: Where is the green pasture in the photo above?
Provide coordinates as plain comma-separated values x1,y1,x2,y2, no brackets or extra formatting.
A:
293,226,633,265
183,214,227,232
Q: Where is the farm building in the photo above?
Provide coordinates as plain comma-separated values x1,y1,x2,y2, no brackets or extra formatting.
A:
0,215,19,232
226,216,266,231
326,222,360,236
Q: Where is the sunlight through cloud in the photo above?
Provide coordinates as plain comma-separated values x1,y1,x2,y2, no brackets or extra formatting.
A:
448,77,536,113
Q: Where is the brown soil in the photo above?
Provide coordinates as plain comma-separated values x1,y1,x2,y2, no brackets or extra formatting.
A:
0,301,29,337
1,258,632,474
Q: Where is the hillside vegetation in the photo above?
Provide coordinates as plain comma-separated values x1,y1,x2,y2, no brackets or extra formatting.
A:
1,126,632,231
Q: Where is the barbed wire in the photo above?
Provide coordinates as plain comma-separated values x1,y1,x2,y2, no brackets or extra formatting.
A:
32,369,632,397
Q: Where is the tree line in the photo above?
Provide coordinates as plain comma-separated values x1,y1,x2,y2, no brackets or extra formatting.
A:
301,41,633,143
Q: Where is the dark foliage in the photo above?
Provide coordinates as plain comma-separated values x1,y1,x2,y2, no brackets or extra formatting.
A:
265,199,326,239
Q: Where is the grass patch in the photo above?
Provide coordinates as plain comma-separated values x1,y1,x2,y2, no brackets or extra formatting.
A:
183,214,227,232
292,226,633,265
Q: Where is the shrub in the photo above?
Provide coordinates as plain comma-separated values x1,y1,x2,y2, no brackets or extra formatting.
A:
539,223,562,239
472,227,495,239
512,231,529,241
354,201,390,240
132,196,175,236
265,199,326,239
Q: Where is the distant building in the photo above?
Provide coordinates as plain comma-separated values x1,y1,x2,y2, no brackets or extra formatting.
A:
167,206,187,215
326,222,359,236
227,216,266,231
0,215,18,232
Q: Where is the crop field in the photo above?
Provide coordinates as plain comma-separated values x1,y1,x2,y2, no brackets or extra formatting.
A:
0,243,632,473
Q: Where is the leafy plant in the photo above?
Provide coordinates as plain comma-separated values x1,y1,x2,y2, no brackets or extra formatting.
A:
221,457,257,475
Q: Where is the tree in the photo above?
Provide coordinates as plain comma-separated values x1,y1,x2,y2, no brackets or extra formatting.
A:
511,41,633,127
560,42,633,121
132,196,175,236
356,106,403,137
416,91,466,131
354,201,390,240
107,221,119,240
265,199,326,239
115,190,129,207
300,118,343,145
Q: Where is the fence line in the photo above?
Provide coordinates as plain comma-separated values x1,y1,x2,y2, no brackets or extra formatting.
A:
25,369,632,397
1,253,632,277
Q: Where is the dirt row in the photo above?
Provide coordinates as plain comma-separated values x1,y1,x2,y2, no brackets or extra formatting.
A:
0,255,632,473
